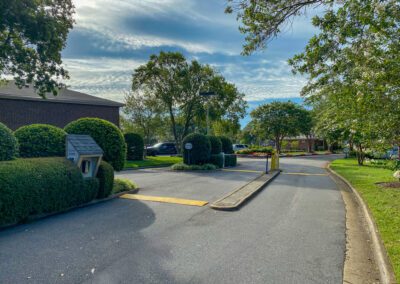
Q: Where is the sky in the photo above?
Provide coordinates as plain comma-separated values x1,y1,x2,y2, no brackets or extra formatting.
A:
62,0,323,126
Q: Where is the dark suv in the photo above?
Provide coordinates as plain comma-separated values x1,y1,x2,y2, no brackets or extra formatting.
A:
146,142,177,156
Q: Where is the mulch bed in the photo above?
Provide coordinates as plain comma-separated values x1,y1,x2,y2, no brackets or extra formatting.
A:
375,182,400,188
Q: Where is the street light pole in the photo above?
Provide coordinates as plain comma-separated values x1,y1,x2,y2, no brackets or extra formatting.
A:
199,91,216,135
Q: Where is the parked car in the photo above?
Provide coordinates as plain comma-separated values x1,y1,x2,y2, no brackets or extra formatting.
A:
233,144,249,152
146,142,177,156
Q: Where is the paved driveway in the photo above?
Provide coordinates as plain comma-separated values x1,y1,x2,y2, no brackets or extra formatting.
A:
0,156,345,283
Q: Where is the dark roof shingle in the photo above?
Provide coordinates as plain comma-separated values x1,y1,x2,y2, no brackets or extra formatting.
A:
0,81,124,107
67,134,104,155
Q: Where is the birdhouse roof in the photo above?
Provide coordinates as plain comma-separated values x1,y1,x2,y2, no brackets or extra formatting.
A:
67,134,103,155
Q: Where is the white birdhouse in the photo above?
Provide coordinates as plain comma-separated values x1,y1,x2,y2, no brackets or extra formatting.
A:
66,134,104,178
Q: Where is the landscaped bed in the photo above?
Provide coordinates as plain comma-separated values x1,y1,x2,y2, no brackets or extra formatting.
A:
330,158,400,280
124,156,182,169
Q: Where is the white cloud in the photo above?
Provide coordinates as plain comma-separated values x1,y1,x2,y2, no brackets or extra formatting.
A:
63,58,145,102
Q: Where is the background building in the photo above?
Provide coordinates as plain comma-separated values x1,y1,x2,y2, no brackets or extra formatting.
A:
0,81,123,130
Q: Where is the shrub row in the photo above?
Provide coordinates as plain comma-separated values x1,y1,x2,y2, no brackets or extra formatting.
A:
0,119,127,171
181,134,235,168
0,158,96,226
224,154,237,167
0,122,18,161
0,158,118,226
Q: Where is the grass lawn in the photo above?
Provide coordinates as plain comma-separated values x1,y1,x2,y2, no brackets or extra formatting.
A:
331,158,400,279
124,156,182,169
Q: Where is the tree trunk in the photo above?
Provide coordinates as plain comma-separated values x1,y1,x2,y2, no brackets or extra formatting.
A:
306,135,313,153
275,136,281,153
356,144,365,166
168,105,179,151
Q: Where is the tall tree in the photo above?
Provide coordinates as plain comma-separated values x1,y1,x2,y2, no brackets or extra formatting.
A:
0,0,75,96
250,101,306,152
131,51,247,148
289,0,400,164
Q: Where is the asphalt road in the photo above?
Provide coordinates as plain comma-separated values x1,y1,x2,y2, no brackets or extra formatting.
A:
0,155,345,283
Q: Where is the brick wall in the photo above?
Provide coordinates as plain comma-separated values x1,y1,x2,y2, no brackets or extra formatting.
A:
0,98,120,130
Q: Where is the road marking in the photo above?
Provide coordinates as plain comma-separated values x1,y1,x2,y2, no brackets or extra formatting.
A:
222,169,264,173
282,172,328,176
120,194,208,207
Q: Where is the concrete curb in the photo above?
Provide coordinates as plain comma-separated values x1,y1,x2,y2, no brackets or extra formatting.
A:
327,165,397,284
210,170,280,210
0,188,139,231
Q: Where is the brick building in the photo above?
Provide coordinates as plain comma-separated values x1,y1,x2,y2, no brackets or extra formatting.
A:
0,81,123,130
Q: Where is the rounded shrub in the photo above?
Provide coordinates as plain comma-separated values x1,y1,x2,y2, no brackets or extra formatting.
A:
182,133,211,165
206,135,222,154
0,157,98,226
0,122,18,161
224,154,237,167
209,153,224,168
124,133,144,161
65,118,126,171
15,124,66,158
218,136,234,154
96,161,114,199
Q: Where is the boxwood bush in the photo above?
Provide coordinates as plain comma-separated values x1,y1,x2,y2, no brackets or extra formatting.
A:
0,157,98,226
0,122,18,161
96,161,114,199
207,135,222,154
124,133,144,161
182,133,211,165
209,153,224,168
15,124,66,158
65,118,126,171
218,136,233,154
224,154,237,167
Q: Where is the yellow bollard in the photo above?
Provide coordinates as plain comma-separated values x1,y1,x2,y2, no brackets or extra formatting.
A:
271,152,280,171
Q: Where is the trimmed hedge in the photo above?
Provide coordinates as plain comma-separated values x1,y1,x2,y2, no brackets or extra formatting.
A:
182,133,211,165
96,161,114,199
171,163,216,171
218,136,234,154
0,122,18,161
0,158,98,226
207,135,222,155
209,153,224,168
83,178,100,203
124,133,144,161
15,124,66,158
224,154,237,167
65,118,126,171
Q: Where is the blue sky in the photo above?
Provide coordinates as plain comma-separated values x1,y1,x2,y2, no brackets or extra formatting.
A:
62,0,322,126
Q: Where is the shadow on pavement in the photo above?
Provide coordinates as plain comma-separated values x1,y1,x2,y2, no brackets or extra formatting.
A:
0,198,177,283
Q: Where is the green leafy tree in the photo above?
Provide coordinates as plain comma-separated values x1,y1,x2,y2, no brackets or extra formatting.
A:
0,0,75,96
250,101,306,153
289,0,400,164
123,91,166,145
225,0,334,54
131,51,247,148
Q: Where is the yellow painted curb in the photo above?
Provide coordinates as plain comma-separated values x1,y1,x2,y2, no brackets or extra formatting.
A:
120,194,208,207
282,172,327,176
222,169,264,173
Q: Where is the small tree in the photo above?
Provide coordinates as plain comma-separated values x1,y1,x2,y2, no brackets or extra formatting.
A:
250,101,303,153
